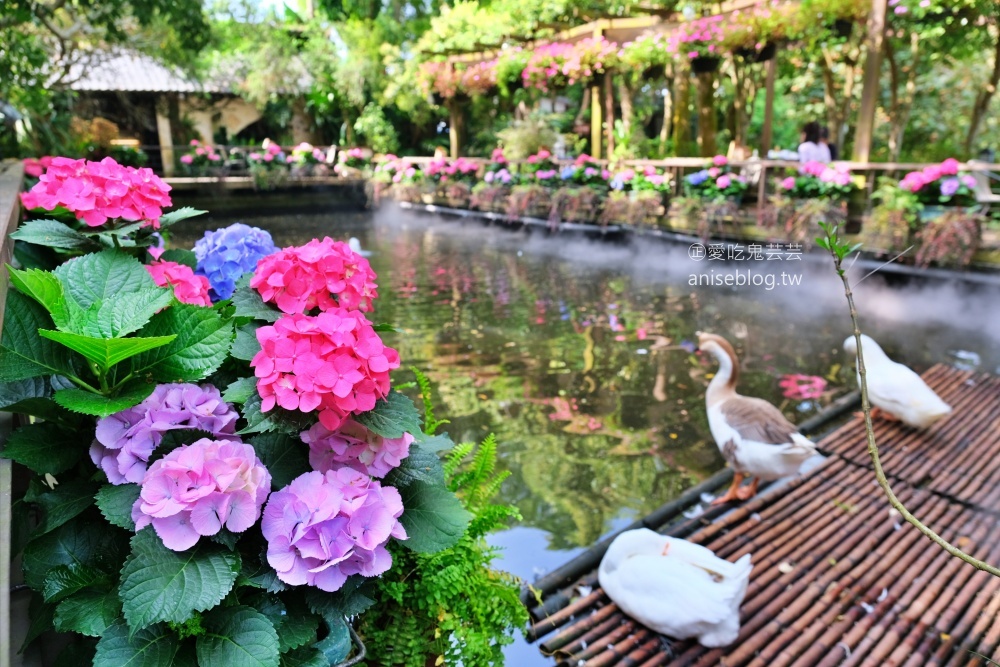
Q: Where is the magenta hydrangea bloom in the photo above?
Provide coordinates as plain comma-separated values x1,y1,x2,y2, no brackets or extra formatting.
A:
250,237,379,314
145,259,213,306
261,469,406,591
250,309,400,431
132,439,271,551
20,156,172,227
90,383,240,485
301,419,413,478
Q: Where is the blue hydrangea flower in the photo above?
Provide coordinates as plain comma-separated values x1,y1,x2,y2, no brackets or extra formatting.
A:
560,166,577,180
609,175,625,191
194,223,278,300
685,170,710,186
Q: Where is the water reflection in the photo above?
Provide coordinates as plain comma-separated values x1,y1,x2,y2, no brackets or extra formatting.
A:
172,205,1000,662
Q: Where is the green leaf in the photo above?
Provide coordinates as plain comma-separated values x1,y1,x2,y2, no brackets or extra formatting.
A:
231,323,263,361
43,563,112,603
237,393,311,436
119,528,241,633
0,378,74,422
280,647,327,667
10,219,95,250
232,282,282,322
94,621,182,667
397,479,470,553
53,250,157,309
1,421,87,475
237,557,287,593
385,444,445,489
355,390,422,439
7,265,71,327
132,304,233,382
82,288,176,338
413,431,454,453
304,578,376,619
277,612,319,653
372,323,401,333
54,381,156,417
95,483,141,530
22,520,112,591
223,377,257,404
40,329,176,370
0,290,81,381
81,220,148,238
159,248,198,269
26,478,98,535
196,606,280,667
158,207,207,228
55,590,122,636
248,433,311,488
314,616,352,665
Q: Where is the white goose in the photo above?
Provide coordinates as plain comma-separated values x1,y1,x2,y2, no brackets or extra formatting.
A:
698,332,818,504
348,237,372,257
598,528,752,648
843,334,952,428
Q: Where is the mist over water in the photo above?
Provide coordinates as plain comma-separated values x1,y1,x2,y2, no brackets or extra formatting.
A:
173,204,1000,665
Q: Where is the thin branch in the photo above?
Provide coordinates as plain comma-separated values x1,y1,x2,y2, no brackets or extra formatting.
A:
853,245,914,285
825,232,1000,579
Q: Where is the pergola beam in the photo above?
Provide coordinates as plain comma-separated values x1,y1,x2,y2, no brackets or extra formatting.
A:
853,0,888,162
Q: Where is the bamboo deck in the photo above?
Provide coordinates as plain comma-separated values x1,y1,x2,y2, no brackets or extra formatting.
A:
524,365,1000,666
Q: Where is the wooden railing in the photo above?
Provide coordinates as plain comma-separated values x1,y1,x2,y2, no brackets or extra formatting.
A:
0,159,24,667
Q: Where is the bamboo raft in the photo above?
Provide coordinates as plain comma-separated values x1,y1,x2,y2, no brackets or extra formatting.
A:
524,365,1000,666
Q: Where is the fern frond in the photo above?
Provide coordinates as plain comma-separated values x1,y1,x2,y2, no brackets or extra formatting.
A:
465,433,498,509
411,366,448,435
444,441,475,479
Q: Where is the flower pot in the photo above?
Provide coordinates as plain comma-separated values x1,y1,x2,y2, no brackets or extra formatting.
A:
690,56,721,74
641,64,666,81
754,42,777,63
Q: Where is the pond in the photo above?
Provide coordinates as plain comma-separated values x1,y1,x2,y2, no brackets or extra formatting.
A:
171,202,1000,665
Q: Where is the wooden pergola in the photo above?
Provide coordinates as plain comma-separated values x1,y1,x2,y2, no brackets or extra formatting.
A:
438,0,889,162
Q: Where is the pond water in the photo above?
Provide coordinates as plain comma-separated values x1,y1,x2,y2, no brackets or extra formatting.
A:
171,203,1000,665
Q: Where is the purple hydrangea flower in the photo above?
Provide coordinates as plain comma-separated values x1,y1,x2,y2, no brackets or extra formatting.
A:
301,419,413,479
686,170,710,186
261,468,406,592
560,166,577,180
194,223,278,300
90,383,240,485
132,439,271,551
940,177,960,198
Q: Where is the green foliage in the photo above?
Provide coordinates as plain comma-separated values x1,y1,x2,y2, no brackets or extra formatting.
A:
359,433,528,667
412,367,449,435
354,103,401,154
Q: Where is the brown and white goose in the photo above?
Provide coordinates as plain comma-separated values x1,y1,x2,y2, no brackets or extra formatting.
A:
697,332,818,504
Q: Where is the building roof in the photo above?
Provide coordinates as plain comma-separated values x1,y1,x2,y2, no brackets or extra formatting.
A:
66,50,231,94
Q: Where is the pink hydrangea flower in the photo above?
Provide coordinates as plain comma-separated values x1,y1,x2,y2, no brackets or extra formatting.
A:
302,419,413,478
145,260,213,306
940,158,960,175
717,174,732,189
91,383,240,485
251,237,379,314
781,176,797,190
132,439,271,551
713,155,728,166
251,309,400,431
261,469,406,591
180,154,195,165
708,167,721,178
20,156,172,228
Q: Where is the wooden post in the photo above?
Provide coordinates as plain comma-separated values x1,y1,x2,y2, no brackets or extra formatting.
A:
761,56,777,156
590,26,604,159
672,68,691,156
695,71,717,157
604,74,615,158
447,99,464,159
853,0,889,162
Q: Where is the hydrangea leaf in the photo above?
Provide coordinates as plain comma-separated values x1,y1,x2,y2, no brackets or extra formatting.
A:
40,329,177,371
9,219,95,250
412,431,454,453
80,220,148,237
158,248,197,269
22,519,118,591
247,433,311,488
95,483,141,531
25,478,98,535
223,377,257,404
158,207,207,228
279,647,327,667
355,390,422,439
384,444,445,489
54,590,122,637
277,611,320,653
6,265,71,328
0,290,81,382
93,620,182,667
231,323,263,361
195,606,280,667
132,304,233,382
0,378,74,423
81,289,176,338
397,479,470,553
303,579,376,619
43,563,112,603
53,249,157,309
238,393,310,436
1,421,88,475
232,284,282,323
54,381,157,418
119,528,241,634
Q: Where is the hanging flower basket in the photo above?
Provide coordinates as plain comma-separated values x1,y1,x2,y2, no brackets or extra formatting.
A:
690,55,721,74
641,64,667,81
734,42,777,63
833,19,854,38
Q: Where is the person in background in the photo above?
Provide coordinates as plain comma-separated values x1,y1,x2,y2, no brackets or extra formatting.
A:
798,121,831,163
433,146,448,159
820,126,838,161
